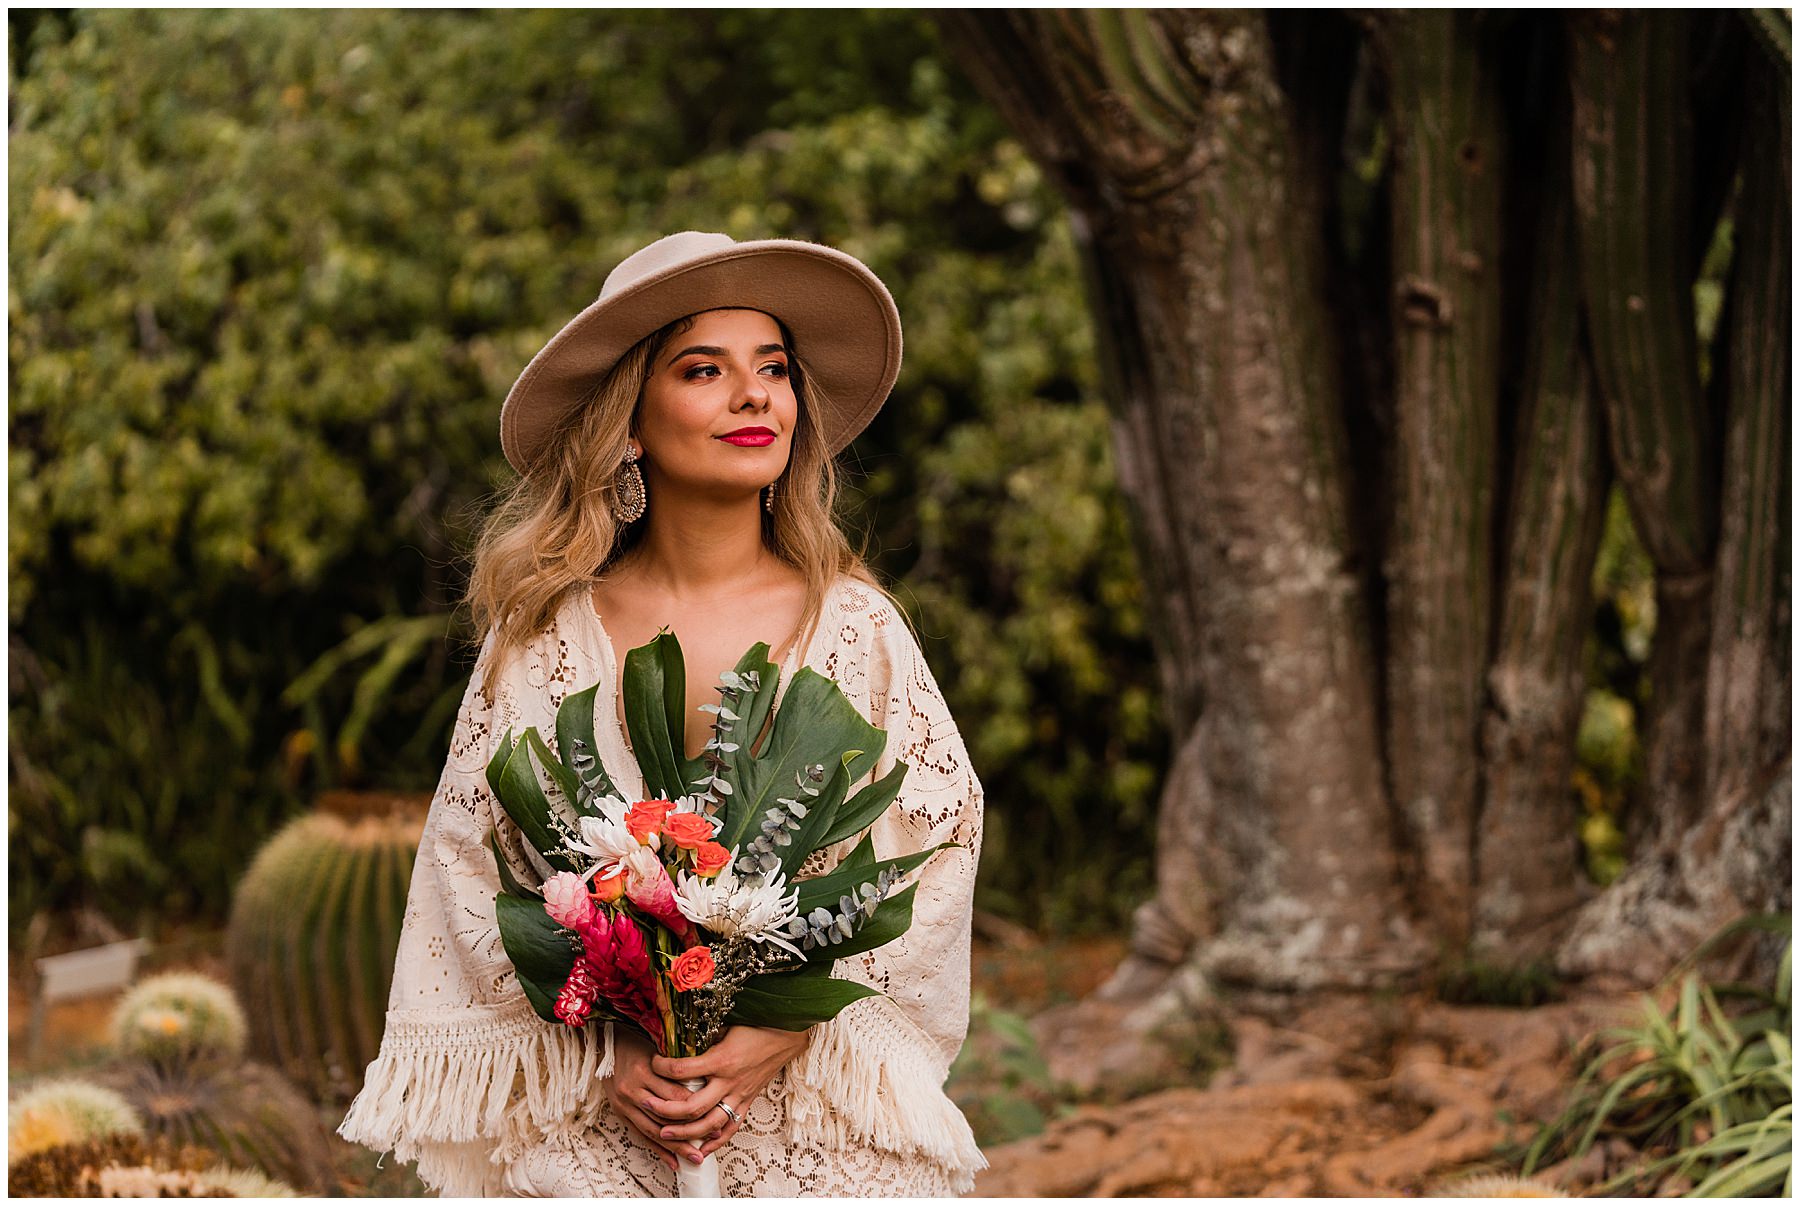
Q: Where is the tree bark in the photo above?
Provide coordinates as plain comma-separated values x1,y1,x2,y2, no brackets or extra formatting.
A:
939,10,1428,994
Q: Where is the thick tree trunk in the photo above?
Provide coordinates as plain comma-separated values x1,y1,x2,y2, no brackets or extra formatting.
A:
1362,10,1509,951
1471,49,1612,959
939,10,1428,995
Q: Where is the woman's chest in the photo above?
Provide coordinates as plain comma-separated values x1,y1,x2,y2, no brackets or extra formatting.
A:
593,591,810,764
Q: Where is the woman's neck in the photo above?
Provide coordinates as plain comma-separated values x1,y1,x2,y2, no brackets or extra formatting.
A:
616,488,779,600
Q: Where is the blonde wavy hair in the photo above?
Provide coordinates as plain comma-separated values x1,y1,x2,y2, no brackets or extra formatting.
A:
463,311,907,702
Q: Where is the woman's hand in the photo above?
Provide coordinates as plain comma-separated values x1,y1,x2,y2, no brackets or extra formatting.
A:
644,1025,813,1161
602,1028,703,1174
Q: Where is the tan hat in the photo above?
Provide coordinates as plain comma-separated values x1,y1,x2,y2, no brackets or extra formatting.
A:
499,231,903,474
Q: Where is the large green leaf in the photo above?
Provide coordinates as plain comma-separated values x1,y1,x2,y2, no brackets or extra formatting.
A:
495,729,578,873
798,882,920,965
485,726,517,802
773,750,861,880
793,838,960,916
496,892,580,1023
526,727,587,823
814,760,908,849
489,832,541,900
621,631,711,801
726,961,882,1030
714,666,888,853
555,681,617,812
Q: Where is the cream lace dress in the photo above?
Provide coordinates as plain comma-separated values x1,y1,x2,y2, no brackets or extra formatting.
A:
336,574,988,1197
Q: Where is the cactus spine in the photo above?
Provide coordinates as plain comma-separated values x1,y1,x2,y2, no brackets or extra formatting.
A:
226,790,425,1102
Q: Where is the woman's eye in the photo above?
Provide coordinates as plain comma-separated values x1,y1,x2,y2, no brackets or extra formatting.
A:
683,364,720,380
761,362,789,378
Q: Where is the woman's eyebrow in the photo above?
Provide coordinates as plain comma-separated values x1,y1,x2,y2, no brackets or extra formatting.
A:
667,342,788,365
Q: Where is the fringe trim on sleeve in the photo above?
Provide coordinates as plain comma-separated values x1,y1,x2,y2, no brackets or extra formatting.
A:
783,997,988,1194
336,999,615,1196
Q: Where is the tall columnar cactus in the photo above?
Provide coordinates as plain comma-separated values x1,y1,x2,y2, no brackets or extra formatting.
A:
225,790,427,1103
7,1078,143,1163
110,971,248,1067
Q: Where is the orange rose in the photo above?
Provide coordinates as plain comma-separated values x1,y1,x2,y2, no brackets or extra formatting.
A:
691,841,733,877
625,799,674,845
663,812,714,850
591,867,627,904
670,945,716,992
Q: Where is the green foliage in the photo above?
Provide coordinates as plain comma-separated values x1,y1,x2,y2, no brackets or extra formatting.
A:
1518,916,1792,1196
1573,483,1657,886
946,991,1056,1146
10,9,1160,937
224,807,424,1103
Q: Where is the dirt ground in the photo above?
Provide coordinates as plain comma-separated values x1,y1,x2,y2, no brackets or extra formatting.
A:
12,922,1633,1197
969,964,1639,1196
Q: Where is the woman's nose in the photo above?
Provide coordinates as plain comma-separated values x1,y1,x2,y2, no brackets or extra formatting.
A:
738,376,772,408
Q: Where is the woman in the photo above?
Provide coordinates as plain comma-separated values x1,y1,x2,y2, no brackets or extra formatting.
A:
337,232,989,1196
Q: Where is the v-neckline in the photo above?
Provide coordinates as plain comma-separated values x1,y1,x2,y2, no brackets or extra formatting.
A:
580,578,827,769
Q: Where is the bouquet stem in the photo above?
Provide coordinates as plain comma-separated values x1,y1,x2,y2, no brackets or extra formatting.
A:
674,1076,721,1198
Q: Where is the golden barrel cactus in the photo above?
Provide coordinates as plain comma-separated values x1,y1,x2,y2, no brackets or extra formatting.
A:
225,790,428,1102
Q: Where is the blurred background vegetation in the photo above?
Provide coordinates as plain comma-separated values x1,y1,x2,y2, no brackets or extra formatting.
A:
8,8,1651,945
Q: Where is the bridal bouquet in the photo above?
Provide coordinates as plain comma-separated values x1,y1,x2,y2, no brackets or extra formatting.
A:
483,629,957,1191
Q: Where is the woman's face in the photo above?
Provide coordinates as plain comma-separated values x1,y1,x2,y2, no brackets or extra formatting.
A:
633,308,797,500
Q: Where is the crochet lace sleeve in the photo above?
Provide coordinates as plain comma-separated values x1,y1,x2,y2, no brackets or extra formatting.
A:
781,606,989,1190
336,624,615,1197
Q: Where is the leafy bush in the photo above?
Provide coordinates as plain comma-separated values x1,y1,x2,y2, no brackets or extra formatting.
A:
10,9,1160,936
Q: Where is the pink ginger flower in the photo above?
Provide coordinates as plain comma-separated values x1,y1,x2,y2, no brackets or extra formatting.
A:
553,960,599,1026
578,911,665,1052
621,847,698,946
542,870,597,930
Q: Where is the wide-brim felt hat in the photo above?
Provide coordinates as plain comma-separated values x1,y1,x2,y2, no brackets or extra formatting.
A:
499,230,903,474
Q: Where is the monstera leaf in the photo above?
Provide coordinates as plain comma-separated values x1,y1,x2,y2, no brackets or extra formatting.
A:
487,627,963,1030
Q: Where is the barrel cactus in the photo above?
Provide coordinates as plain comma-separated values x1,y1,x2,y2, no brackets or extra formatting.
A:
110,970,247,1067
93,1053,338,1193
226,789,428,1102
7,1078,142,1163
7,1131,296,1197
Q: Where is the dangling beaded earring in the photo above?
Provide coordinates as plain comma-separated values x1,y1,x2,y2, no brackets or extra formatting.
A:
614,445,646,523
764,478,778,513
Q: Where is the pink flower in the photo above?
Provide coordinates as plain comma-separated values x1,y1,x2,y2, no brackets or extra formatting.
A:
542,871,597,929
622,847,698,945
554,961,599,1026
580,911,664,1052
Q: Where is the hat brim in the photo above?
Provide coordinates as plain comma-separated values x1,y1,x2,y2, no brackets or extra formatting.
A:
500,239,902,473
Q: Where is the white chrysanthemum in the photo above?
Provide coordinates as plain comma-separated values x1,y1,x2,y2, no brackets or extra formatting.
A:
568,811,650,877
672,859,804,957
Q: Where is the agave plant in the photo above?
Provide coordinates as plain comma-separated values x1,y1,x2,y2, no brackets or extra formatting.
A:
1519,915,1792,1197
486,631,958,1034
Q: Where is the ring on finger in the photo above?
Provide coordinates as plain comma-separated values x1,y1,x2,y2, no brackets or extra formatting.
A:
714,1100,740,1125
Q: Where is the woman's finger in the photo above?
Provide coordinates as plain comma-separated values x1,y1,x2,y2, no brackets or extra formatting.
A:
612,1097,699,1165
657,1084,736,1141
697,1113,741,1158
